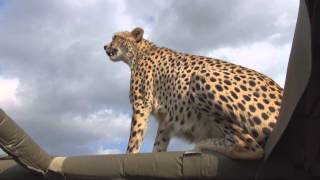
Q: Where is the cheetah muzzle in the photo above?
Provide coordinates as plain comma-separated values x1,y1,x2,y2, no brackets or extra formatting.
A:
103,27,283,160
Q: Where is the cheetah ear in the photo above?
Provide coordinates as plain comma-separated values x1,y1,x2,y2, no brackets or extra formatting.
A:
131,27,144,42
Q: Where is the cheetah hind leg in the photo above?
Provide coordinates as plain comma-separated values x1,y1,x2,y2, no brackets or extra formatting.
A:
194,134,264,160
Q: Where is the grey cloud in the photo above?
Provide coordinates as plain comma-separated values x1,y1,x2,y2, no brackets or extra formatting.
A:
0,0,132,155
0,0,299,155
125,0,298,53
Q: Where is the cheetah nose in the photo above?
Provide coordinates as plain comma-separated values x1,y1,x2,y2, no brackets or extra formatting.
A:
104,45,108,50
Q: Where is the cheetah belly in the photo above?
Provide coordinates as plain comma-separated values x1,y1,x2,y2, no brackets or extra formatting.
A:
153,104,225,144
174,110,225,143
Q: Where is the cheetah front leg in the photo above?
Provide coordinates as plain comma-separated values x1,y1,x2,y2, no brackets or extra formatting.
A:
152,121,171,152
195,134,264,160
126,104,151,154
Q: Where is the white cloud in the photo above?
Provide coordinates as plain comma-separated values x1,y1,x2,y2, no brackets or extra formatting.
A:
0,76,20,107
168,138,194,151
208,40,291,87
63,0,99,8
274,73,287,87
96,146,122,154
0,149,6,156
65,109,131,143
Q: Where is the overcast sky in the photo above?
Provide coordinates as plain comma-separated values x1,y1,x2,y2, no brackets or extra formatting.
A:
0,0,299,156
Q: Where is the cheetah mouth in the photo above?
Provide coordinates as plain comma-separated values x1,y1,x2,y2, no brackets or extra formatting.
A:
106,48,118,59
106,51,115,57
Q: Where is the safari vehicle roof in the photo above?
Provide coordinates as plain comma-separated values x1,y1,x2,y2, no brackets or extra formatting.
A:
0,0,319,179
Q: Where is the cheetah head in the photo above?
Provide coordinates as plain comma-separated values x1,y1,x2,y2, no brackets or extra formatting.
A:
104,27,144,65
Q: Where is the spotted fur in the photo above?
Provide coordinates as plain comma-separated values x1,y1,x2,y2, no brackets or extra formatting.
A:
104,27,283,159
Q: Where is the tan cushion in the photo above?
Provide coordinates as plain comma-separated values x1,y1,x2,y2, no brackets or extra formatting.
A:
0,109,52,175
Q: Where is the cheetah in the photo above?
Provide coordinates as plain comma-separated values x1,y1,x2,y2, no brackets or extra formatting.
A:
103,27,283,159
